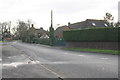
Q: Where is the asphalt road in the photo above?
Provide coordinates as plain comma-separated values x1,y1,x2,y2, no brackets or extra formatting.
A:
2,41,118,78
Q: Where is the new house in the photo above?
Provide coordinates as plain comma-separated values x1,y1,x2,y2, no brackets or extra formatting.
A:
68,19,110,29
54,19,110,39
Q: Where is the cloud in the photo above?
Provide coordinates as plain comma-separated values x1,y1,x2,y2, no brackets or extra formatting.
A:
0,0,119,30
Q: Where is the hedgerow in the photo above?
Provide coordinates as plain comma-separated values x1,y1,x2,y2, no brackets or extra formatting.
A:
63,27,119,42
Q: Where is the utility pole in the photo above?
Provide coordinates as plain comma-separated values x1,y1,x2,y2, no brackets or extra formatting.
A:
28,20,31,29
9,21,11,33
51,10,53,27
49,10,54,46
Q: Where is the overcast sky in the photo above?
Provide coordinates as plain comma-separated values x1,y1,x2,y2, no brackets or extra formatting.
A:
0,0,119,30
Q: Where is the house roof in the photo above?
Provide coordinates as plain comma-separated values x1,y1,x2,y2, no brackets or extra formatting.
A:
69,19,110,29
40,33,49,39
54,26,70,35
35,29,48,34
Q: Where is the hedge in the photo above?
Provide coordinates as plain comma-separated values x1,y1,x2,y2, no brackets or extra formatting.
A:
23,38,50,45
63,27,119,42
37,38,50,45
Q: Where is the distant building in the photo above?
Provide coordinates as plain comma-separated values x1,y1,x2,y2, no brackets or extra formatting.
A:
68,19,110,29
35,28,49,39
3,29,11,41
29,24,49,39
118,1,120,22
40,33,49,39
0,23,2,40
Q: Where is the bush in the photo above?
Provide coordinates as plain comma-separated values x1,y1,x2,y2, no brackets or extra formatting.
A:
63,27,119,42
37,38,50,45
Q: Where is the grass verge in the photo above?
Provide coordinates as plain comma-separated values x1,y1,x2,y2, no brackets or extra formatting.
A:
0,41,4,42
63,48,119,55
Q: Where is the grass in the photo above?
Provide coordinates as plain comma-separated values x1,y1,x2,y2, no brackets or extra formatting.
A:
0,40,18,43
0,40,7,43
63,48,119,55
0,41,4,42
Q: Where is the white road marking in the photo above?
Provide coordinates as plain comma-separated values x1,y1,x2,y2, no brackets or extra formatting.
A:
7,57,12,59
2,61,79,69
39,64,61,78
101,58,109,60
13,56,17,58
0,58,2,61
78,55,85,57
64,53,68,54
2,60,40,68
102,67,105,70
3,62,27,68
28,55,63,78
40,61,78,64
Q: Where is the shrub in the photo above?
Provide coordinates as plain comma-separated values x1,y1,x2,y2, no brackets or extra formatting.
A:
37,38,50,45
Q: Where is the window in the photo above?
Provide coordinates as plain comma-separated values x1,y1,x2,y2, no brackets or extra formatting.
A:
104,24,108,27
92,23,96,26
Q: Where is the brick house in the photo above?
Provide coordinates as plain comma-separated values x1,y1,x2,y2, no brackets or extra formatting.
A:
54,26,70,39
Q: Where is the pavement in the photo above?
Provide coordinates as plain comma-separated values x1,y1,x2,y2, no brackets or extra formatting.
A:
2,41,118,79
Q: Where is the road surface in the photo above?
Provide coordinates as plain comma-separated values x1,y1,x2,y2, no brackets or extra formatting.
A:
2,41,118,79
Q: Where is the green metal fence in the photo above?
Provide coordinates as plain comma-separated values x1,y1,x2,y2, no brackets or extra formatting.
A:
53,38,66,46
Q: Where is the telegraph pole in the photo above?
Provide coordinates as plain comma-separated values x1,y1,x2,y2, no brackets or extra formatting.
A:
49,10,54,46
51,10,53,27
118,1,120,22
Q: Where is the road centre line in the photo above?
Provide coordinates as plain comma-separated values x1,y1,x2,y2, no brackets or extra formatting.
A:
64,53,68,54
21,50,63,78
101,58,109,60
78,55,85,57
64,52,85,57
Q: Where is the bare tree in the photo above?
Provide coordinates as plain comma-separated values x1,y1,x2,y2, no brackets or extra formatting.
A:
115,22,120,27
104,13,114,21
16,21,28,41
104,13,114,27
0,21,12,40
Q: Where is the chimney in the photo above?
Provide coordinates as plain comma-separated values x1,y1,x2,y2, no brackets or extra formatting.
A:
31,24,34,27
68,22,71,26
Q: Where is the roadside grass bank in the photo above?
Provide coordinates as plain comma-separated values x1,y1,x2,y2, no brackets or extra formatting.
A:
62,48,119,55
0,41,5,42
0,40,19,42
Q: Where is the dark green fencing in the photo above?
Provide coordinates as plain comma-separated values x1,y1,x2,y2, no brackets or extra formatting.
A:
53,38,66,46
